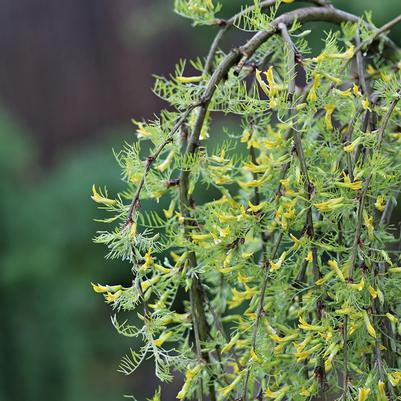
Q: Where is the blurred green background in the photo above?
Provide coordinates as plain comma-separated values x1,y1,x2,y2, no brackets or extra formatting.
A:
0,1,400,400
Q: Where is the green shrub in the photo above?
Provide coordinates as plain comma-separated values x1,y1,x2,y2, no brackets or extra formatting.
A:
92,1,401,400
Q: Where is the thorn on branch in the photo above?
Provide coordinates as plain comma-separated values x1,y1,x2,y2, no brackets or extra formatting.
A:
165,178,180,188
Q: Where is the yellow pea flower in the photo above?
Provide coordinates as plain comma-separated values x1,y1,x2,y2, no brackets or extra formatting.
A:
163,200,176,219
375,194,386,212
377,381,387,401
255,69,270,97
270,251,287,271
363,210,374,240
368,286,378,298
91,282,122,293
343,137,362,153
91,185,116,206
265,386,290,401
141,275,160,292
367,64,376,75
298,316,324,331
388,371,401,386
264,66,279,97
239,175,268,188
348,277,364,291
328,259,345,282
324,104,335,130
335,172,363,190
362,97,372,112
357,388,370,401
351,86,360,99
105,290,121,302
363,311,376,338
157,149,175,172
314,197,344,212
307,73,320,102
133,121,153,138
219,374,243,397
248,200,267,213
386,313,398,324
221,332,240,353
241,129,251,143
154,331,173,347
305,250,313,263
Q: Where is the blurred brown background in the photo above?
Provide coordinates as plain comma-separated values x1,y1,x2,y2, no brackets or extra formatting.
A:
0,1,399,401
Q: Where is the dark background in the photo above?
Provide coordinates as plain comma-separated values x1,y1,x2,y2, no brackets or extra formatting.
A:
0,1,400,400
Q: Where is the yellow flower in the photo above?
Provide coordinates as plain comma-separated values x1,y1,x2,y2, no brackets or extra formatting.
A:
343,137,362,153
264,386,290,401
133,121,153,139
154,331,173,347
363,210,374,240
141,275,160,292
91,282,109,293
298,316,324,331
367,64,376,75
357,388,370,401
377,381,387,401
264,66,279,96
328,259,345,282
157,149,175,172
335,172,363,190
91,185,116,206
105,290,122,302
386,313,398,324
353,84,362,97
307,73,320,102
329,46,354,60
388,371,401,386
239,175,268,188
362,97,372,112
219,374,243,397
241,129,251,143
270,251,287,271
221,332,240,353
143,247,153,269
348,277,364,291
163,200,176,219
255,69,270,97
305,250,313,263
251,348,261,362
290,233,303,250
375,194,386,212
91,282,122,293
176,75,203,83
248,200,266,213
324,104,335,130
176,382,190,399
368,286,378,298
314,197,344,212
363,311,376,338
282,0,295,3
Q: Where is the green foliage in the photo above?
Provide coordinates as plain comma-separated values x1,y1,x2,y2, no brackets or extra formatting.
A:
93,2,401,401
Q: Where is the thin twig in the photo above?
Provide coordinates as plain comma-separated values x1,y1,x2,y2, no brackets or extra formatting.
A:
125,103,200,224
352,14,401,57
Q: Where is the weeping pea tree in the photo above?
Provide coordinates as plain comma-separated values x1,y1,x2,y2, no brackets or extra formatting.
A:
91,1,401,400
